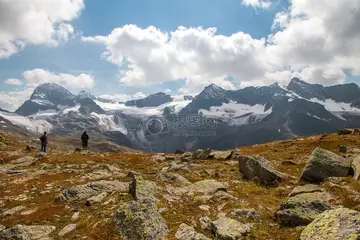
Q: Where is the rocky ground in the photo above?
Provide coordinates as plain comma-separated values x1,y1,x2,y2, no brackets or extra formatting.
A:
0,129,360,239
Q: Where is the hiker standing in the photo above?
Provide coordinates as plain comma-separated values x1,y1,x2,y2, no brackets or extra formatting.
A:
81,131,89,150
40,132,48,152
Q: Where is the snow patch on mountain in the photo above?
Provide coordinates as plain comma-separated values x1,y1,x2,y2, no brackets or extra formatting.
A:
0,111,52,133
62,104,81,114
199,101,272,126
90,113,127,135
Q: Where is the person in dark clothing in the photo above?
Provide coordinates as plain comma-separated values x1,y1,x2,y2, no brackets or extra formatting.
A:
81,131,89,149
39,132,48,152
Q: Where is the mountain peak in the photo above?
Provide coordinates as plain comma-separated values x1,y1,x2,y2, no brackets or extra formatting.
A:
76,90,96,101
200,83,226,100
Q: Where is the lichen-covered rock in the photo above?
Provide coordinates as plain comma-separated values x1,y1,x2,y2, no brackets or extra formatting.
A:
288,184,324,197
351,155,360,180
300,208,360,240
11,156,36,167
209,151,233,160
85,192,108,206
58,224,76,237
113,199,168,240
300,148,351,183
189,179,227,195
192,149,212,160
129,173,161,202
57,180,129,202
85,169,111,180
338,128,353,135
158,173,191,186
0,224,55,239
175,223,211,240
276,191,333,226
238,155,284,185
211,217,253,240
231,208,261,220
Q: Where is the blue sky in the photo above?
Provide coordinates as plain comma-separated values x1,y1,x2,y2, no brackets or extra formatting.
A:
0,0,359,110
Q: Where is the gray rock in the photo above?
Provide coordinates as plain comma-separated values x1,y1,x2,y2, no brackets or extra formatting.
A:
129,173,161,202
58,224,76,237
338,128,352,135
158,173,191,186
192,149,212,160
0,225,55,239
151,154,166,161
231,208,261,220
189,180,227,195
168,162,191,173
36,152,46,158
238,155,284,185
275,191,333,226
2,206,26,216
113,199,168,240
351,155,360,180
85,192,108,206
199,217,212,230
175,223,211,240
211,191,237,201
57,180,129,202
209,151,233,160
11,156,36,167
71,211,80,222
211,217,253,240
165,155,175,161
289,184,324,197
300,148,351,183
300,208,360,240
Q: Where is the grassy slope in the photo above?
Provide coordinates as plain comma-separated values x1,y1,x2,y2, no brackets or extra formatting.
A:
1,130,360,239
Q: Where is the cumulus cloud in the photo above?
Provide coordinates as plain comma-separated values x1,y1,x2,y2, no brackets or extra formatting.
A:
4,78,23,85
83,0,360,91
242,0,272,9
0,0,84,59
98,92,146,102
23,69,95,89
0,88,34,111
0,69,95,111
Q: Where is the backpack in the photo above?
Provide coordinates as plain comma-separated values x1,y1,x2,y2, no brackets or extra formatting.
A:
39,135,45,142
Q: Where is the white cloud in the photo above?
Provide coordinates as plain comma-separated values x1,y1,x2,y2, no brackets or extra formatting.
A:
242,0,272,9
23,69,95,89
0,0,84,59
83,25,270,87
164,89,172,94
0,88,34,111
83,0,360,91
99,92,146,102
4,78,23,85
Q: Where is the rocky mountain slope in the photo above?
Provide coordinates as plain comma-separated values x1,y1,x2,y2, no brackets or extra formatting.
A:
1,129,360,239
2,78,360,153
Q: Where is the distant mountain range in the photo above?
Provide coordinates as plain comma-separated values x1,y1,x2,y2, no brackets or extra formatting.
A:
1,78,360,153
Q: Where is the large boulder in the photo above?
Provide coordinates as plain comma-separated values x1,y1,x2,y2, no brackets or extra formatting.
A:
300,208,360,240
211,217,253,240
351,155,360,180
238,155,284,185
275,190,333,226
300,148,351,183
0,225,56,240
209,151,233,160
192,149,212,160
113,199,168,240
129,173,161,202
175,223,210,240
56,180,129,202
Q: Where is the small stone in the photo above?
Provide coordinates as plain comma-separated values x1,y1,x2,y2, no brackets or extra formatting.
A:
211,217,253,240
338,145,347,153
86,192,108,206
2,205,26,216
165,155,175,161
231,208,261,220
175,223,211,240
58,224,77,237
71,211,80,222
199,217,212,230
0,224,5,231
20,208,38,216
199,205,210,211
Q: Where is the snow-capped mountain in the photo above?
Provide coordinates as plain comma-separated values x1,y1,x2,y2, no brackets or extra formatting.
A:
2,78,360,153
